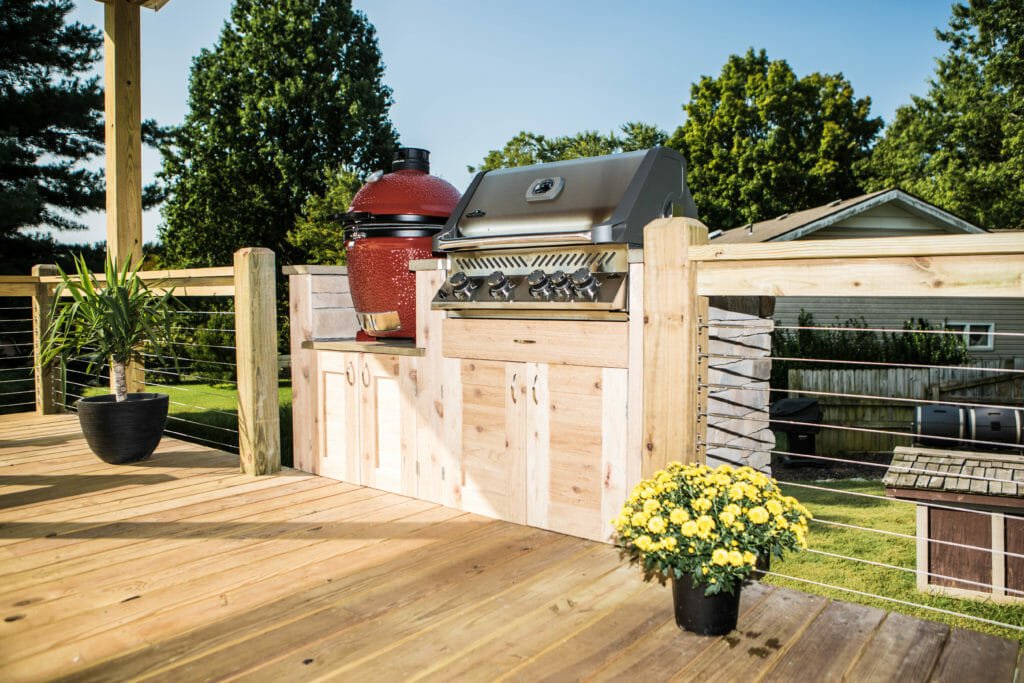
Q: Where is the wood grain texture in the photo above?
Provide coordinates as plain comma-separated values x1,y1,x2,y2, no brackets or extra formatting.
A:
696,254,1024,298
103,0,142,267
0,413,1017,682
234,248,281,475
442,318,628,368
31,265,60,415
642,217,709,477
690,231,1024,262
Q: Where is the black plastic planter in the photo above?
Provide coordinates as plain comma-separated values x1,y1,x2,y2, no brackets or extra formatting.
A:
672,576,741,636
77,393,169,464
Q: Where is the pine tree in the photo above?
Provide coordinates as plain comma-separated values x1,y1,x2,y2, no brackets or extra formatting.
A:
0,0,105,236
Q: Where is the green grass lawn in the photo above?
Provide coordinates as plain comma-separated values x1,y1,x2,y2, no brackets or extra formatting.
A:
81,380,294,466
768,479,1024,641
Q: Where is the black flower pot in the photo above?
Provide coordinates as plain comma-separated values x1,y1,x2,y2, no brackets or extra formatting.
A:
77,393,169,464
672,576,741,636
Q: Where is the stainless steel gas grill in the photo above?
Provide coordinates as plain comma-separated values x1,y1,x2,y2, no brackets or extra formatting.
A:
431,147,697,320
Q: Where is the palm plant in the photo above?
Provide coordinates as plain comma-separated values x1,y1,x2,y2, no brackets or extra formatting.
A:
41,254,177,401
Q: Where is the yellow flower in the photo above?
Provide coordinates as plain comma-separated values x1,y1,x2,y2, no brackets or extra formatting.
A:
635,535,653,551
631,512,648,527
743,551,756,565
711,548,730,565
669,508,689,525
728,484,746,501
693,498,713,513
640,486,655,499
749,506,770,524
720,511,736,526
723,503,741,517
766,499,783,516
696,515,716,535
663,536,678,550
643,499,661,515
727,550,744,567
680,520,699,537
647,516,667,534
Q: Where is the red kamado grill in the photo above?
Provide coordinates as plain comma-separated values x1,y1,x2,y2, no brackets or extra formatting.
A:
342,148,461,341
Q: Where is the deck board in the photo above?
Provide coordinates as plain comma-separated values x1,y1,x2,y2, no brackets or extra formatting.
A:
0,412,1018,682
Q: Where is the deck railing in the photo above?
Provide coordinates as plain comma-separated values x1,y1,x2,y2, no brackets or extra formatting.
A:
647,224,1024,636
0,248,280,475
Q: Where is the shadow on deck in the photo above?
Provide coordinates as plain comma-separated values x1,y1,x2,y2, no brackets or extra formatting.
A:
0,412,1019,682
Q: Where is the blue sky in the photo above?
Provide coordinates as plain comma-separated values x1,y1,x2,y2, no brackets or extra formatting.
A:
64,0,955,245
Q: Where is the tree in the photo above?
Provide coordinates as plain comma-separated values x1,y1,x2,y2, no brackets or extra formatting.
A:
286,166,362,265
866,1,1023,229
158,0,398,267
471,122,667,173
668,49,882,230
0,1,105,236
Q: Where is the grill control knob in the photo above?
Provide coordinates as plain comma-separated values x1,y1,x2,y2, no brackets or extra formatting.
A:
486,270,515,301
447,271,475,301
549,270,572,300
570,267,600,301
526,269,552,300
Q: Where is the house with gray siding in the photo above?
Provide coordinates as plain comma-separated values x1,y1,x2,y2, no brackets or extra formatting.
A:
712,189,1024,361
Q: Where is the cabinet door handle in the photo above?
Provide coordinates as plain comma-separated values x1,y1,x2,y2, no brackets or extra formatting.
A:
531,374,539,405
345,361,355,386
361,364,370,387
510,372,518,404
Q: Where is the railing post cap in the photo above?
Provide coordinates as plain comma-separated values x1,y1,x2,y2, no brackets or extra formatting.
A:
234,247,275,257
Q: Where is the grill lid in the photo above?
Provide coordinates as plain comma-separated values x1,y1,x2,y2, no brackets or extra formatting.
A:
434,147,697,251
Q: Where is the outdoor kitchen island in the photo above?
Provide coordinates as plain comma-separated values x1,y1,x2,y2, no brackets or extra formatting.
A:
286,253,643,542
287,223,775,545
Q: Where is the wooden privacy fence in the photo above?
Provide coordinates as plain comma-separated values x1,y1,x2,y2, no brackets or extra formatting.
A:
0,248,279,475
788,361,1024,454
641,225,1024,473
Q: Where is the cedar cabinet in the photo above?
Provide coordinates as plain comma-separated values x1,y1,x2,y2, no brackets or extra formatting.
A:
317,351,417,496
457,359,627,541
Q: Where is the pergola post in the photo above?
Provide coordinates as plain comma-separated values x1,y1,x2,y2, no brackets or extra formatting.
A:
103,0,145,393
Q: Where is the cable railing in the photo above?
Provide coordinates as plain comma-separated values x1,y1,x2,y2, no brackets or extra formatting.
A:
700,311,1024,637
0,249,282,475
678,231,1024,639
0,300,36,416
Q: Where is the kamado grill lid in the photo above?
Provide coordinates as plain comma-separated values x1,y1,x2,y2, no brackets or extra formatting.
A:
343,148,462,238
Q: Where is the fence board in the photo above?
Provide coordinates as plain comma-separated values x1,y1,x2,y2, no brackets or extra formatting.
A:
787,360,1024,454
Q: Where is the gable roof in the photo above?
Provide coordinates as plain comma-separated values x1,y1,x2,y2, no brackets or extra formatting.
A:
712,189,985,244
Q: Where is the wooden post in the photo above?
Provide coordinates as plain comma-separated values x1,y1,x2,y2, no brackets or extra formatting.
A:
641,217,709,477
235,248,281,475
104,1,144,395
103,1,143,266
31,265,62,415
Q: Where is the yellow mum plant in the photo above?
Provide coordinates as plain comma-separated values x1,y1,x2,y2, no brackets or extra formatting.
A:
613,462,811,596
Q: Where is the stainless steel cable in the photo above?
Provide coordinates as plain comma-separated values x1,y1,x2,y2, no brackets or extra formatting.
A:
703,410,1021,451
759,570,1024,632
704,442,1022,487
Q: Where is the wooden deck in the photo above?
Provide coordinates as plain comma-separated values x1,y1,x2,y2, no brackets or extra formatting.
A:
0,413,1019,682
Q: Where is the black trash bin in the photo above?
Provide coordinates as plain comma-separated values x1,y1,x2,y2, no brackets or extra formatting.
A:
770,398,824,465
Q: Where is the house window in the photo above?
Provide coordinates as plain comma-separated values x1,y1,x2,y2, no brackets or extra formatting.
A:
945,322,995,351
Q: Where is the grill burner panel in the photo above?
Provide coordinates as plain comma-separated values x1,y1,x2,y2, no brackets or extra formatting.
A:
432,244,630,318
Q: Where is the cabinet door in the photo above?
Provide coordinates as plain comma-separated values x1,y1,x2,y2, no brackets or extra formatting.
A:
359,354,418,496
459,359,527,524
318,352,360,483
527,364,628,541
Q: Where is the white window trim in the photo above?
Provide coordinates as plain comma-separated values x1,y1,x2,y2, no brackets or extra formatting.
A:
944,321,996,352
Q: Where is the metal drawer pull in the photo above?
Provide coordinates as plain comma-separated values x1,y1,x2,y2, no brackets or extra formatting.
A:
345,362,355,385
361,364,370,387
532,375,539,405
513,338,536,344
510,372,518,403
